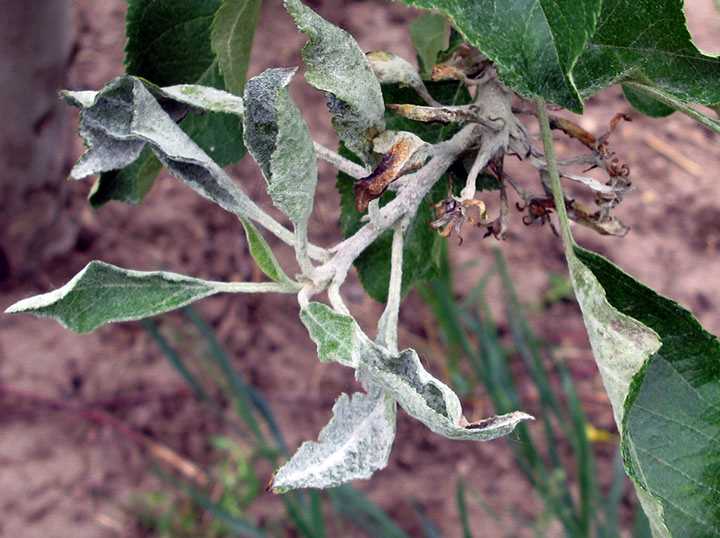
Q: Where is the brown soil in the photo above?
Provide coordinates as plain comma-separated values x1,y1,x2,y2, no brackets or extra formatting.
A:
1,1,719,537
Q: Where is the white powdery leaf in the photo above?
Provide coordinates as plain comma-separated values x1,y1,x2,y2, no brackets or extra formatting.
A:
63,76,262,222
568,255,661,428
4,261,218,333
161,85,245,116
284,0,385,162
366,51,425,91
359,345,532,441
272,385,396,491
300,302,365,368
243,67,317,227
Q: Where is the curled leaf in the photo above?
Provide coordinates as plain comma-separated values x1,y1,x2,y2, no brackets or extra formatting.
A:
284,0,385,161
64,76,267,224
387,103,482,124
354,131,428,212
359,345,532,441
243,67,317,227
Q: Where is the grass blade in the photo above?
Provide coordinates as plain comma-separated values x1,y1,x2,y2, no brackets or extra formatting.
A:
141,318,210,401
456,479,474,538
183,306,288,455
329,486,409,538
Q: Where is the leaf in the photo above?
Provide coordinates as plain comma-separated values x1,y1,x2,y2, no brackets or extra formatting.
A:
358,345,532,441
211,0,262,95
65,76,265,224
300,302,362,368
4,261,289,333
239,217,293,284
573,246,720,538
96,0,246,206
401,0,601,112
409,12,450,78
284,0,385,161
622,85,675,118
125,0,221,86
573,0,720,107
272,386,396,491
539,102,720,537
337,81,470,302
243,68,317,227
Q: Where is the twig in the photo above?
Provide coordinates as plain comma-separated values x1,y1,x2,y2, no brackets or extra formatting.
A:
376,217,408,353
317,123,482,287
314,141,370,179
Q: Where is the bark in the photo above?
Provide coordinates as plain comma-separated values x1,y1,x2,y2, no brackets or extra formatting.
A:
0,1,75,283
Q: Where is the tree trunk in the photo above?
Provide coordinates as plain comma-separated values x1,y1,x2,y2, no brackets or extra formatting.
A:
0,0,75,283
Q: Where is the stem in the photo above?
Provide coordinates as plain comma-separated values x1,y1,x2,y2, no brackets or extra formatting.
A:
213,281,300,294
318,123,482,286
535,98,575,255
460,148,489,200
314,141,370,178
376,218,408,353
624,81,720,135
328,283,351,316
294,224,315,277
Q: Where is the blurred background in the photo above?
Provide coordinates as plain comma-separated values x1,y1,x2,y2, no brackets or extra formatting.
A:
1,1,719,536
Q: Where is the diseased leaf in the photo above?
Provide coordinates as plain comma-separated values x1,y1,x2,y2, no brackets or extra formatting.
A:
358,345,532,441
239,217,293,284
211,0,262,95
284,0,385,161
337,81,470,302
300,302,361,368
541,103,720,535
4,261,284,333
65,76,268,225
243,67,317,227
272,386,396,491
573,0,720,107
98,0,246,206
572,246,720,538
409,12,449,78
401,0,601,112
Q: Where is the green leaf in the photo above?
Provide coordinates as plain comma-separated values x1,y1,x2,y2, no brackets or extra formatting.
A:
538,101,720,537
574,246,720,538
622,85,675,118
96,0,246,206
272,386,396,491
4,261,291,333
401,0,601,112
243,68,317,227
409,12,449,78
358,345,532,441
239,217,293,284
284,0,385,161
65,76,267,224
300,302,360,367
211,0,262,95
337,81,470,302
623,82,720,135
125,0,221,86
573,0,720,107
